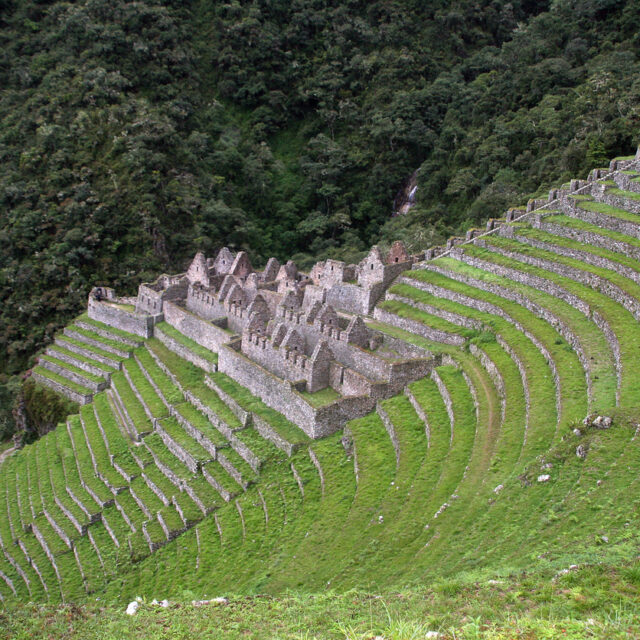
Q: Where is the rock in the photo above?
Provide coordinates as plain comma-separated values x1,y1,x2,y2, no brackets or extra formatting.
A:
425,633,440,639
537,474,550,483
493,484,504,494
573,428,582,437
125,601,139,616
576,444,587,459
542,463,553,470
160,599,170,608
601,535,608,543
192,597,228,606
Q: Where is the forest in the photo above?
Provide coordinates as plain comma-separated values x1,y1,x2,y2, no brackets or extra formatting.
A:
0,0,639,437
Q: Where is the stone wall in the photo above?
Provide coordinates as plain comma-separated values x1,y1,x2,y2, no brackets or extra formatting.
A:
538,218,640,262
154,325,217,374
88,297,158,338
373,306,466,346
163,301,235,352
218,344,377,438
560,196,640,239
32,371,92,405
475,240,640,322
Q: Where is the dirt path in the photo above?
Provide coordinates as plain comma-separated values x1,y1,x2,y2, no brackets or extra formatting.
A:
0,445,16,467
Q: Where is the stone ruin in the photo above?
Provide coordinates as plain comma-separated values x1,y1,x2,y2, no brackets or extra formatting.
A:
87,242,435,438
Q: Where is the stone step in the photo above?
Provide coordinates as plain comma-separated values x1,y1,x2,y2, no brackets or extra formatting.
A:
536,215,640,263
559,195,640,239
37,356,108,393
612,171,640,194
63,327,132,358
31,367,93,405
54,336,123,369
372,303,467,346
75,318,144,348
45,345,113,379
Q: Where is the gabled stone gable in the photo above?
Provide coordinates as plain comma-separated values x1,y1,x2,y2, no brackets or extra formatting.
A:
213,247,235,274
186,252,210,287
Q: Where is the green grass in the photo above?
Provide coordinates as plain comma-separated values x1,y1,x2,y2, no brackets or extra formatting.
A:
404,266,587,448
378,297,478,340
579,199,640,223
66,325,133,354
298,386,342,407
3,564,640,640
44,346,114,374
38,355,105,385
606,186,640,201
211,372,309,445
457,242,640,408
56,335,126,364
76,313,142,343
515,224,640,275
123,360,169,419
172,402,229,449
157,417,214,463
155,322,218,364
543,213,640,250
32,366,93,396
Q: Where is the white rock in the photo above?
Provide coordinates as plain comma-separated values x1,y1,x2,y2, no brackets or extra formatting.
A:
542,463,553,470
537,474,550,483
425,632,440,639
192,597,228,606
125,601,139,616
601,535,608,543
569,564,579,570
160,599,170,608
576,445,587,459
493,484,504,494
573,428,582,436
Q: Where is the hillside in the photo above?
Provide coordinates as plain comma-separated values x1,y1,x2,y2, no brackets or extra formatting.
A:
0,149,639,630
1,0,640,435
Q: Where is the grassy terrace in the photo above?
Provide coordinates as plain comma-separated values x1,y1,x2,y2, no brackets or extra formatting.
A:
134,347,183,405
606,186,640,201
146,340,240,429
110,373,153,434
91,394,140,479
543,213,640,250
80,405,128,490
46,344,115,374
378,298,478,341
412,257,618,412
155,322,218,364
76,313,142,343
55,335,126,364
483,234,640,304
65,325,133,355
210,371,309,446
457,242,640,408
298,386,341,407
515,225,640,275
401,268,586,449
578,198,640,223
172,402,229,449
38,355,105,386
32,366,92,397
157,417,214,464
122,359,168,419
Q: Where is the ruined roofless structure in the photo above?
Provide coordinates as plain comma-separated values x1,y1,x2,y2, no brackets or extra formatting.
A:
86,242,434,438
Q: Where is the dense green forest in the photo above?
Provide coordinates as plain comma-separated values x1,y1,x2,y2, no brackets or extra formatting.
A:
0,0,639,436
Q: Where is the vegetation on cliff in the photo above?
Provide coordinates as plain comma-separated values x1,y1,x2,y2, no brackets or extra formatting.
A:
1,0,639,430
